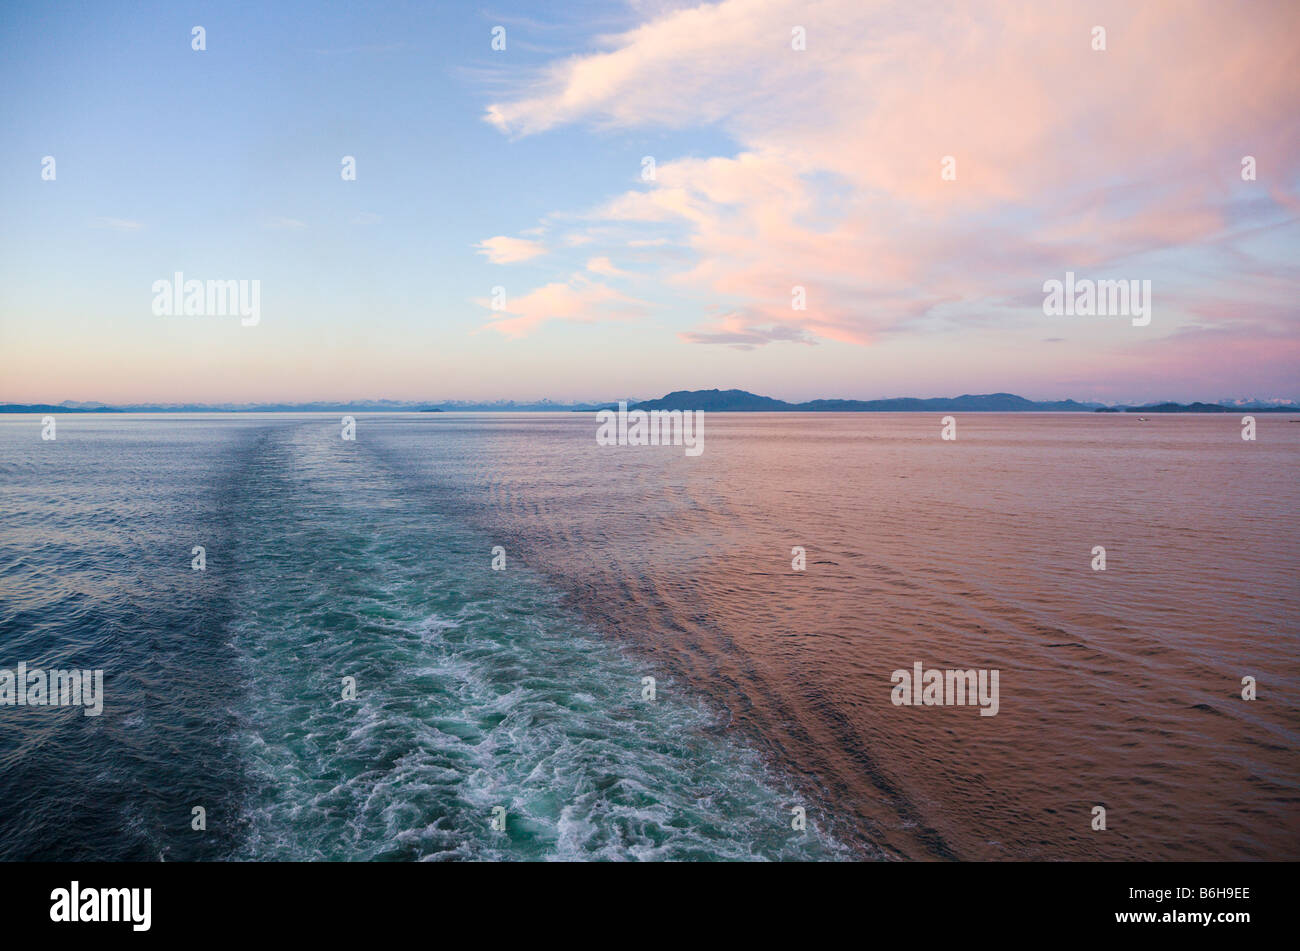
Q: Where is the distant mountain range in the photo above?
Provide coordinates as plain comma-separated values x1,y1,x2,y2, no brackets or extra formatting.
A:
623,390,1098,412
1092,402,1294,414
618,390,1298,413
2,390,1296,414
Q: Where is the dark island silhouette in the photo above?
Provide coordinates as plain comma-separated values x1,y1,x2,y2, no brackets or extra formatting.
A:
609,390,1295,414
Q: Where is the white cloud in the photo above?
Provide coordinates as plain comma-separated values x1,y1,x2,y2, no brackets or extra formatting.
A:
475,235,547,264
586,256,628,277
91,217,143,232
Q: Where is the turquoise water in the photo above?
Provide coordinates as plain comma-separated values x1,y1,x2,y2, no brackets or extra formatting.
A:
0,415,853,860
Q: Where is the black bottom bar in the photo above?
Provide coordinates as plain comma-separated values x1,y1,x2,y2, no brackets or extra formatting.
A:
0,861,1280,938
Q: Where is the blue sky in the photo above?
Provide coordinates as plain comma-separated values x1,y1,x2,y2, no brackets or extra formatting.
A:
2,0,1297,404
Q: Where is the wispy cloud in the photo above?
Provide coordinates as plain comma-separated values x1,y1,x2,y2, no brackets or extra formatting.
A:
478,274,646,338
475,234,547,264
263,216,307,230
680,315,817,350
91,217,143,232
586,256,628,277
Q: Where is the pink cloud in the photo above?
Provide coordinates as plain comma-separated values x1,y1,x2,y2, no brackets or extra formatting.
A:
585,256,628,277
484,0,1300,355
479,275,648,338
475,235,547,264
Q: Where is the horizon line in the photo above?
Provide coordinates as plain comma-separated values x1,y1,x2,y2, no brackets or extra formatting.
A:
4,388,1299,413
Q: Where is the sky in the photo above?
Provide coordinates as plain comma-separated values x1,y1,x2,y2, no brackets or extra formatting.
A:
1,0,1297,405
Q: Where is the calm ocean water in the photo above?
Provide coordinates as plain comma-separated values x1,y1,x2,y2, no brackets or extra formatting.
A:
1,412,1296,860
